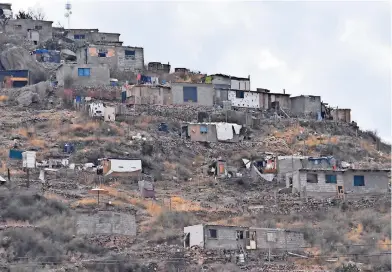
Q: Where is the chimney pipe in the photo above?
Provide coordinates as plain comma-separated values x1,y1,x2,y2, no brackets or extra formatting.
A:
283,89,285,94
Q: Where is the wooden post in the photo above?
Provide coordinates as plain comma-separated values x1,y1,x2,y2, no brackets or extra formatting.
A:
26,168,29,188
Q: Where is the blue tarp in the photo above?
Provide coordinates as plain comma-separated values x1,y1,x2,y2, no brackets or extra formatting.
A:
35,50,61,63
121,91,127,103
63,143,74,154
9,149,23,160
34,49,49,54
75,96,81,103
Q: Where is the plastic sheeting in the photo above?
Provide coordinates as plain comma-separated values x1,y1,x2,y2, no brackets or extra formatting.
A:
215,123,242,141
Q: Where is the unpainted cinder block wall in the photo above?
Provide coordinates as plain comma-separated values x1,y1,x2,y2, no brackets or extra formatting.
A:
251,228,305,250
56,64,110,87
343,171,390,195
204,225,247,250
76,211,136,236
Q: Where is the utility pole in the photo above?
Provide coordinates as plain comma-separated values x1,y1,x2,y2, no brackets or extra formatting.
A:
26,168,30,188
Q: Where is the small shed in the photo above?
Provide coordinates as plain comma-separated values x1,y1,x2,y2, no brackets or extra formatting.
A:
138,180,155,198
22,151,36,168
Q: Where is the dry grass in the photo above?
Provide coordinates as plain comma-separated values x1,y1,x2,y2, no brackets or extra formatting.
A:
44,193,68,203
0,95,8,102
70,198,97,208
378,238,391,250
70,122,100,131
29,138,46,148
17,128,29,138
346,223,363,242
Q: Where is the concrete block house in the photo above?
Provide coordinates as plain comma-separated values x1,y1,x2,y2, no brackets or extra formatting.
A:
56,63,110,87
290,95,321,118
286,169,391,198
184,224,305,251
171,83,214,106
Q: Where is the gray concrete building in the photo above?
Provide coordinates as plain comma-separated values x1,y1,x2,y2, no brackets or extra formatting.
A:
147,62,171,73
248,228,305,251
258,89,291,111
76,211,136,236
56,63,110,87
125,85,172,105
6,19,53,44
62,28,123,46
76,44,144,73
171,83,214,106
286,168,390,197
290,95,321,117
182,122,243,143
184,224,305,251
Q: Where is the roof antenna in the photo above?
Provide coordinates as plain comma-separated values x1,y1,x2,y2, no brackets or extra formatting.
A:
65,1,72,29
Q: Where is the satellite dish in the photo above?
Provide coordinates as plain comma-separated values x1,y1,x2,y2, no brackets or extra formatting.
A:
65,13,69,17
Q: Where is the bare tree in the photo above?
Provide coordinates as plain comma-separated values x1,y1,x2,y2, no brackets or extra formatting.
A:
0,10,12,33
16,10,33,19
27,7,46,20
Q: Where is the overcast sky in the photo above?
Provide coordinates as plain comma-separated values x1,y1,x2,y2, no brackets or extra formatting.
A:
9,0,392,142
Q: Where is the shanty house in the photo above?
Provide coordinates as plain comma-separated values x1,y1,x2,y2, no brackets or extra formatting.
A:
100,158,142,177
56,64,110,87
211,74,250,105
182,122,243,143
184,224,305,251
125,85,172,105
7,18,53,44
331,108,351,123
76,45,144,73
171,83,214,106
247,228,305,251
286,169,391,197
257,89,291,111
184,224,248,250
290,95,321,118
228,89,260,108
0,70,30,88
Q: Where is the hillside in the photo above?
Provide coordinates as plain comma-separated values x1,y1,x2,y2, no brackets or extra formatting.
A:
0,97,390,271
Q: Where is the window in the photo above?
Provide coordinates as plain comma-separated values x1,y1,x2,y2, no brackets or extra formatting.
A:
325,174,337,184
125,50,135,60
101,36,106,40
354,175,365,186
309,96,316,101
208,229,217,239
35,25,43,30
183,86,198,102
236,91,244,98
200,126,208,134
74,34,86,40
14,25,22,29
236,230,244,240
306,173,318,183
78,68,91,77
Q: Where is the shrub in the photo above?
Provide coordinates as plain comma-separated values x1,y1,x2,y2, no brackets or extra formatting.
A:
0,192,68,223
175,164,192,181
155,211,196,229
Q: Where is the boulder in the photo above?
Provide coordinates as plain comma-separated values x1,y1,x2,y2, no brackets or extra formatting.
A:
0,45,47,84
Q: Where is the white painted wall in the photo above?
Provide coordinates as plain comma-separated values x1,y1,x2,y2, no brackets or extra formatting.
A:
104,106,116,121
22,151,36,168
89,102,104,117
110,159,142,173
228,90,259,108
184,224,205,248
215,123,242,141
